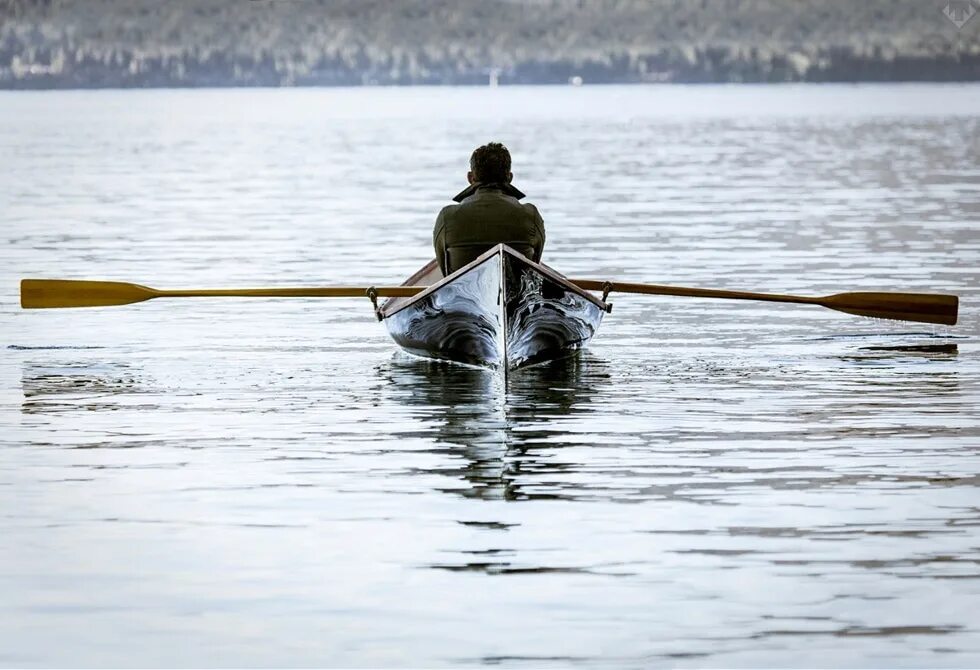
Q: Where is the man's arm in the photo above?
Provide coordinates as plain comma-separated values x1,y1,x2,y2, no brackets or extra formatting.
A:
526,204,545,263
433,206,454,276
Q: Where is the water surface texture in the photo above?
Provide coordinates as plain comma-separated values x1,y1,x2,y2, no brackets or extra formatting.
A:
1,85,979,667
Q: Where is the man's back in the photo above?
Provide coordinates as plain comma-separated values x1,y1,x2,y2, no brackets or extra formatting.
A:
433,142,545,276
434,182,545,275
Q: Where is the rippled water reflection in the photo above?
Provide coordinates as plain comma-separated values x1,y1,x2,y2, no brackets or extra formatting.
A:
1,85,979,667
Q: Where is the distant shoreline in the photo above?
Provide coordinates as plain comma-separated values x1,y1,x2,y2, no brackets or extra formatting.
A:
4,0,977,91
4,80,980,94
4,70,980,92
5,68,978,90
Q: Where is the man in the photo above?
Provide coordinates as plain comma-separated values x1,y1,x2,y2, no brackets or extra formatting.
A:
433,142,546,276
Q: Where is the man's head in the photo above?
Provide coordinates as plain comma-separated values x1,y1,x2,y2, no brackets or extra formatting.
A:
468,142,513,185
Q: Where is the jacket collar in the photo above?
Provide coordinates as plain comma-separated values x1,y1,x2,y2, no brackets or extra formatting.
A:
452,181,526,203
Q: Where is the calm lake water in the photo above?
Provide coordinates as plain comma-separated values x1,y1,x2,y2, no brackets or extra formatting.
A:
1,84,979,668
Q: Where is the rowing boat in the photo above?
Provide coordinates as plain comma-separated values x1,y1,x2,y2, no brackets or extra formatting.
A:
380,244,610,371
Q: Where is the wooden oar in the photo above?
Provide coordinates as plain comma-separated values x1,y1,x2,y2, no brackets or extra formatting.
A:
570,279,958,326
20,279,423,309
21,278,958,326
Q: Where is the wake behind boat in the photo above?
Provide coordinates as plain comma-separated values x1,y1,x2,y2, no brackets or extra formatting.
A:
381,244,609,371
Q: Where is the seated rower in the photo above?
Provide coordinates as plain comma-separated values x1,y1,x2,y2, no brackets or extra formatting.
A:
433,142,546,276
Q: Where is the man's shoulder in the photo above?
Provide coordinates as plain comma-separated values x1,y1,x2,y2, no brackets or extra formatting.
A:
438,195,541,222
521,202,544,227
433,203,459,237
521,202,541,215
436,203,460,220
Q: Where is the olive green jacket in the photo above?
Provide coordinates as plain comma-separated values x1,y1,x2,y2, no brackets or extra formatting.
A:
433,182,546,275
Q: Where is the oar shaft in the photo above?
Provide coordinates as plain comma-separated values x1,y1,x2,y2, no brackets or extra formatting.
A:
18,278,426,309
571,279,957,325
159,287,423,299
571,279,818,306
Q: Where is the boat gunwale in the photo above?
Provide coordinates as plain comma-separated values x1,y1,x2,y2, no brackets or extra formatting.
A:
380,244,608,319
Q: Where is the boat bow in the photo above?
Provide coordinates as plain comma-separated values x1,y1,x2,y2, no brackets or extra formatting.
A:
381,245,607,371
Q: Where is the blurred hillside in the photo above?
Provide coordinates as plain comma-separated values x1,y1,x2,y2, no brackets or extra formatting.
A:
1,0,979,88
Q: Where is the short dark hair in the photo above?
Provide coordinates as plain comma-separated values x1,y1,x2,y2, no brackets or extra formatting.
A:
470,142,511,183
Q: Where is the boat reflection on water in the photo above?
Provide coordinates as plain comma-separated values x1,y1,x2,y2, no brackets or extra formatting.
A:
375,352,612,501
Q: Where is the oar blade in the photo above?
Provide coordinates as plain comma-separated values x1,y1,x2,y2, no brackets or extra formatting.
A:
20,279,158,309
821,292,958,326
